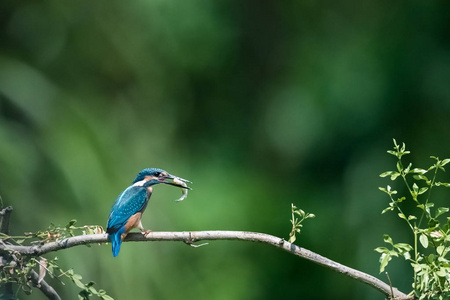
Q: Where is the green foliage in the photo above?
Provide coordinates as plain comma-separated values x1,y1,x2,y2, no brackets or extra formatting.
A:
288,203,315,244
378,139,450,299
0,220,112,299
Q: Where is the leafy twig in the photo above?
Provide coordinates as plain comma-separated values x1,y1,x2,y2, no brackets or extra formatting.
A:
288,203,315,244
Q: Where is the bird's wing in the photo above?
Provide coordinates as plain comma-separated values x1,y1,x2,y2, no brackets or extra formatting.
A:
107,186,149,232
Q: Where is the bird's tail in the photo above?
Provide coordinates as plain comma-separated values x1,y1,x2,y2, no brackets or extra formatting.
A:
108,228,125,257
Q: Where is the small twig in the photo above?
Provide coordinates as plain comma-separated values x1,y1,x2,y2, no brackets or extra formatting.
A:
32,257,65,286
184,241,209,248
183,231,209,247
386,272,394,299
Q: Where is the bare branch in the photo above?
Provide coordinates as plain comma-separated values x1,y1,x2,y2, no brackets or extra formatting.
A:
0,231,413,299
0,206,13,235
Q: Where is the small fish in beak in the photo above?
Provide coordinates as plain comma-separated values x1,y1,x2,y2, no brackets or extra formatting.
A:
173,177,191,202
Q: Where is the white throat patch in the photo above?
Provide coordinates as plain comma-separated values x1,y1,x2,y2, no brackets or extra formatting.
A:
133,179,147,187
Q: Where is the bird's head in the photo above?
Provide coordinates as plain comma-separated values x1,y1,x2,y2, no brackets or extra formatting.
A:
132,168,191,189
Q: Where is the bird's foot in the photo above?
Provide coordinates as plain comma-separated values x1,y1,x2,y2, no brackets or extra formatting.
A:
142,229,152,237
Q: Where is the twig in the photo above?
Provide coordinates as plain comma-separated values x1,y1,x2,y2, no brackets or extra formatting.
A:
0,231,413,299
32,257,65,286
386,272,394,299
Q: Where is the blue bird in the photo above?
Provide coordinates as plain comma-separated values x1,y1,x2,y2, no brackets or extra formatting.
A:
106,168,191,257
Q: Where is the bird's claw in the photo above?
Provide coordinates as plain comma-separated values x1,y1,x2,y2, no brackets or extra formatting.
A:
142,230,152,237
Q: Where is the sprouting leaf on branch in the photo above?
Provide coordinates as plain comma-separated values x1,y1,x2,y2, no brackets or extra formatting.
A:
288,203,315,244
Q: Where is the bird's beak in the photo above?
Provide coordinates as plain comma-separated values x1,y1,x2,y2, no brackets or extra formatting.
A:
159,174,192,190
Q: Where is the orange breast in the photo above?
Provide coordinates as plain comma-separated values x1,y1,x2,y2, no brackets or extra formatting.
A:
124,212,142,234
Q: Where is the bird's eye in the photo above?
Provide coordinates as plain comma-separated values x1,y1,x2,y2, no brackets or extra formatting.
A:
154,172,161,177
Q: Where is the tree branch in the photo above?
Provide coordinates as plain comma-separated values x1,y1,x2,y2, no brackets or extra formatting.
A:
0,206,13,235
0,206,14,300
0,207,62,300
29,270,62,300
0,231,413,300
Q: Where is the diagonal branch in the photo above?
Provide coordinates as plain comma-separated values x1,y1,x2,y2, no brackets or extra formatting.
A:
0,231,413,300
29,269,62,300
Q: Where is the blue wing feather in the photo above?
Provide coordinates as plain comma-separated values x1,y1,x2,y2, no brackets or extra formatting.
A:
107,185,149,256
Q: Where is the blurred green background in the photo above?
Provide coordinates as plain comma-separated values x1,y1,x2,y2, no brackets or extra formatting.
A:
1,0,450,299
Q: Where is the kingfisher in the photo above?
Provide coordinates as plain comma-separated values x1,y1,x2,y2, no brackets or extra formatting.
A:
106,168,191,257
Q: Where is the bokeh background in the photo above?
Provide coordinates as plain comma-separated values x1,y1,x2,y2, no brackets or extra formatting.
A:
1,1,450,299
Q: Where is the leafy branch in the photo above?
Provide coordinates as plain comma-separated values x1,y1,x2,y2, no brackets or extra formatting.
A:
378,139,450,300
0,209,112,300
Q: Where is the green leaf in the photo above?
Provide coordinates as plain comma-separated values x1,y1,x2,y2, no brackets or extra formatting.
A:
413,168,428,175
394,243,413,252
391,173,401,180
87,286,98,295
387,185,397,194
419,234,428,249
288,234,296,244
437,245,445,256
435,182,450,187
381,207,394,214
66,219,77,228
379,253,391,273
436,268,447,277
418,187,428,195
397,197,406,203
383,234,393,245
78,290,90,300
380,171,394,177
436,207,449,218
397,161,403,172
72,274,82,280
404,163,412,174
73,278,86,289
413,174,429,181
378,187,387,193
408,215,417,220
441,159,450,166
402,251,411,260
86,281,96,287
387,150,397,156
398,213,407,220
374,247,388,253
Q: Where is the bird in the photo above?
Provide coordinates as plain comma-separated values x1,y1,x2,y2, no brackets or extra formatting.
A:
106,168,191,257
